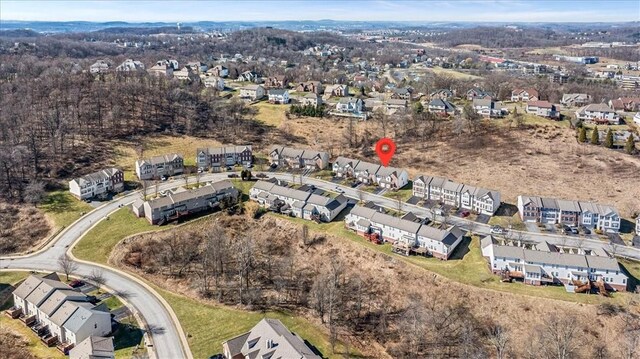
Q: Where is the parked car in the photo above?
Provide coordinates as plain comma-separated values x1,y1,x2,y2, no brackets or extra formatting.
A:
490,225,505,235
161,175,168,181
227,174,238,178
270,163,278,169
562,225,572,235
580,226,591,235
197,167,204,173
255,173,268,178
460,210,470,218
69,280,84,288
571,227,579,234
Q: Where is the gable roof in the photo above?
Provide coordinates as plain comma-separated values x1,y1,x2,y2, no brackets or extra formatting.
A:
70,336,114,359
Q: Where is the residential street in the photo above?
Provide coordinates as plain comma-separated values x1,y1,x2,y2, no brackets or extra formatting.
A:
1,170,638,359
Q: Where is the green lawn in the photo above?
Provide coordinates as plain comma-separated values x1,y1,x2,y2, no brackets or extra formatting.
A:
383,181,414,202
40,190,93,230
155,286,356,359
112,315,145,359
72,207,157,264
269,213,635,305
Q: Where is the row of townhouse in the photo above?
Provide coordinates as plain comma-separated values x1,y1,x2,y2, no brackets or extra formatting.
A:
345,205,465,260
517,195,621,232
132,180,239,224
413,175,501,215
68,168,124,200
9,273,112,352
249,180,348,222
196,145,253,170
135,153,184,180
481,236,628,291
332,156,409,190
269,146,330,171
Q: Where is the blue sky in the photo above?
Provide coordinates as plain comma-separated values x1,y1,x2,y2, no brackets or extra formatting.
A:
1,1,639,23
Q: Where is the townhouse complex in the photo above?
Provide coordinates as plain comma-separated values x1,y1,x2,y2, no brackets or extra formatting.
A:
413,175,501,215
481,236,628,291
332,156,409,189
135,153,184,180
68,168,124,200
517,195,621,232
69,336,115,359
249,180,348,222
269,146,330,171
345,205,465,260
132,180,239,224
196,145,253,170
7,273,112,353
222,318,321,359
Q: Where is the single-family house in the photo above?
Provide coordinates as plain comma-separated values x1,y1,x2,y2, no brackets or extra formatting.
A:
300,93,323,107
386,99,408,111
268,89,290,104
203,76,225,90
136,181,239,224
196,145,253,170
391,87,412,100
207,65,229,78
466,89,493,101
575,103,621,125
186,61,208,74
335,97,363,114
173,67,200,82
429,89,455,100
561,93,591,107
148,59,177,77
68,168,124,200
135,154,184,180
89,60,110,74
239,85,265,101
526,101,560,119
222,318,321,359
511,88,539,102
265,75,287,88
427,99,456,116
237,71,260,83
473,98,506,118
115,59,144,72
323,84,349,98
296,81,323,94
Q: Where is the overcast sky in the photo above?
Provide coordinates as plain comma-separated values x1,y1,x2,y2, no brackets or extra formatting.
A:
1,0,639,23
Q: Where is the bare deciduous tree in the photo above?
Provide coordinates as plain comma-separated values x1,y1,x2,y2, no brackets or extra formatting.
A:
58,255,78,281
87,269,107,293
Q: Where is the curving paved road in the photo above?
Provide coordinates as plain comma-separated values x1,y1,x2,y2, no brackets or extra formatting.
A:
2,171,638,359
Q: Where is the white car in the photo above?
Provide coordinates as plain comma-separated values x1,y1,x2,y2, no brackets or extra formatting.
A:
490,226,505,235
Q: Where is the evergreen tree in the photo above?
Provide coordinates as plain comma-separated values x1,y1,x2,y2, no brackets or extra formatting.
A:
590,126,600,145
413,101,424,114
624,133,635,154
604,129,614,148
578,127,587,143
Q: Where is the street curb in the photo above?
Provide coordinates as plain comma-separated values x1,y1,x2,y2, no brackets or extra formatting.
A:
67,205,194,359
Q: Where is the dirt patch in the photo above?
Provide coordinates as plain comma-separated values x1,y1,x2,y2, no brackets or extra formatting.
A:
0,203,51,255
269,116,640,217
114,213,640,358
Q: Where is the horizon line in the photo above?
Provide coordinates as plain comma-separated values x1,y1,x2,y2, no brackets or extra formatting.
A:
2,19,639,24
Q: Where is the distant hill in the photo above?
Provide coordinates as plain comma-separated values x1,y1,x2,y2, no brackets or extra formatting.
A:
0,29,42,38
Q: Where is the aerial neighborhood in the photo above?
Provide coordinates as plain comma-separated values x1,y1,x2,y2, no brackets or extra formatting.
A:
4,12,640,359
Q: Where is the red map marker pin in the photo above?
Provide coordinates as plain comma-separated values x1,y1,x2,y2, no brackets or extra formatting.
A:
375,138,396,167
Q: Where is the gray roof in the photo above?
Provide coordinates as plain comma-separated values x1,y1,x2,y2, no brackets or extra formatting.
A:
443,180,463,192
224,318,321,359
480,235,496,249
520,195,542,208
13,275,45,300
492,245,525,259
38,289,87,317
70,336,114,359
279,147,305,159
524,264,541,273
138,153,182,167
557,199,581,212
63,302,103,333
578,103,615,113
540,197,559,210
354,161,381,174
371,212,421,233
24,278,70,307
585,255,621,271
268,88,288,96
270,185,312,202
348,205,378,219
71,168,121,187
428,176,448,188
252,180,276,192
146,181,233,210
417,225,464,247
523,249,588,268
333,156,360,168
197,145,252,156
356,218,371,227
306,194,332,207
428,99,455,111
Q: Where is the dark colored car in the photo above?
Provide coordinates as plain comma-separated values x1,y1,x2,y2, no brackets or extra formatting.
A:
460,210,470,218
580,226,591,235
69,280,84,288
227,173,238,178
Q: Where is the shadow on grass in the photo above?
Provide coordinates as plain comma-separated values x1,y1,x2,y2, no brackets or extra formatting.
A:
448,235,472,260
619,261,639,293
113,321,144,351
41,191,78,214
